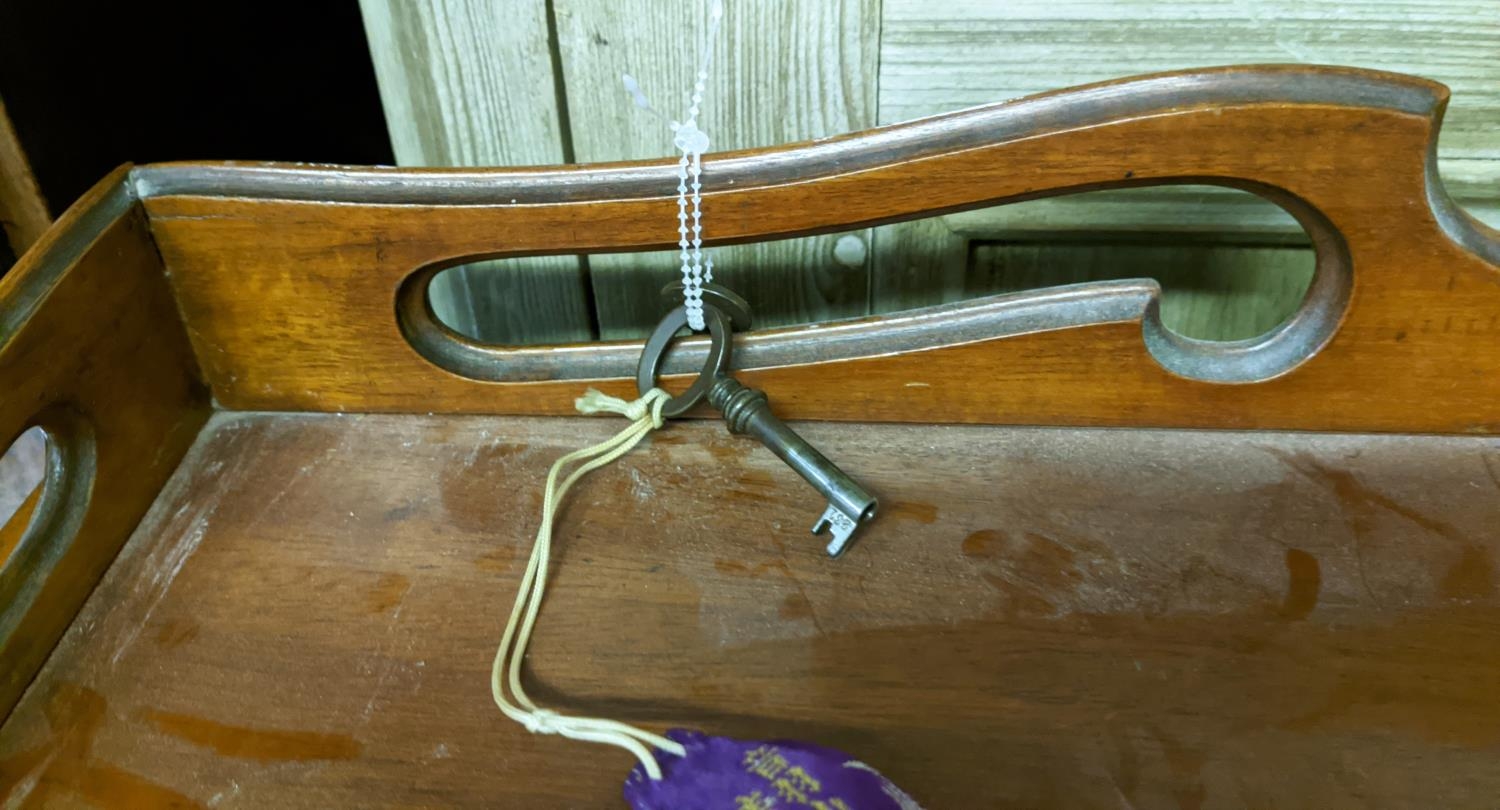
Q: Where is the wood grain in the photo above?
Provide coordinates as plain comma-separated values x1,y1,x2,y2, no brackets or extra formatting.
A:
358,0,594,344
4,412,1499,807
0,95,49,260
552,0,879,337
945,184,1310,243
970,241,1316,341
137,67,1500,433
0,167,209,718
877,221,1320,337
868,214,970,313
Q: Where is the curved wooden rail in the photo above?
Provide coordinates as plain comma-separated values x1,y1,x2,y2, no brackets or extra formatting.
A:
131,64,1500,432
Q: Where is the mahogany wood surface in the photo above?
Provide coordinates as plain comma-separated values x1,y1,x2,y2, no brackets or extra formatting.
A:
2,66,1500,809
134,66,1500,432
0,168,209,718
3,412,1499,808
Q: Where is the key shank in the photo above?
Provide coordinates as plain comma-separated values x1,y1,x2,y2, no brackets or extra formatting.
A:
708,376,878,557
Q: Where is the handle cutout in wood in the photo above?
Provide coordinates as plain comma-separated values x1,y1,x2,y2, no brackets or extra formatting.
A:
0,410,97,639
0,167,210,718
136,65,1500,432
0,426,47,566
395,183,1343,384
418,184,1321,345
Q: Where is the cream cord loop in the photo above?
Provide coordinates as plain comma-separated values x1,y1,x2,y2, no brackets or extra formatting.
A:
491,387,685,780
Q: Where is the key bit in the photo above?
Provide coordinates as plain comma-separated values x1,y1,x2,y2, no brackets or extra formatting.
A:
707,376,878,557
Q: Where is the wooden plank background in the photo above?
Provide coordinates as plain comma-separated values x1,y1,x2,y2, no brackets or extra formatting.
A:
360,0,1500,343
358,0,595,344
553,0,879,339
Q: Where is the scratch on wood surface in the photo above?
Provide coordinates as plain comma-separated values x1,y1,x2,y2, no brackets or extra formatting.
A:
1481,451,1500,492
358,571,419,724
110,518,209,669
8,414,1500,806
3,743,59,806
56,415,279,676
105,429,262,671
359,610,406,724
1265,445,1477,608
0,684,204,808
261,444,338,515
207,780,240,807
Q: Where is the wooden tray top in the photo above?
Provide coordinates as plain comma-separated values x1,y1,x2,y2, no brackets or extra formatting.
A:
2,65,1499,807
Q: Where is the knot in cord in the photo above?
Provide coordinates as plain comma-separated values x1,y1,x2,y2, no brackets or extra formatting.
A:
493,385,686,780
574,388,671,429
523,709,559,735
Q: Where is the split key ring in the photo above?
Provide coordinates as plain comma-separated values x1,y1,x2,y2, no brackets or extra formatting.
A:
635,303,733,419
635,282,752,418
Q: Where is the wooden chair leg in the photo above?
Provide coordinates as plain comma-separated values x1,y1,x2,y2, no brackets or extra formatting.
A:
0,95,50,262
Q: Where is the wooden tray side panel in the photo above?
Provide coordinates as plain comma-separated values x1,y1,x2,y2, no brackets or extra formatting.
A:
140,67,1500,432
0,169,210,718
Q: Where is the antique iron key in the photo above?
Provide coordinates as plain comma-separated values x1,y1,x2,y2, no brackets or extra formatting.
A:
638,287,879,556
706,375,877,557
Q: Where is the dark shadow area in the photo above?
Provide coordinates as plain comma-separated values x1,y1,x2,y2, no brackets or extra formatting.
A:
0,1,394,221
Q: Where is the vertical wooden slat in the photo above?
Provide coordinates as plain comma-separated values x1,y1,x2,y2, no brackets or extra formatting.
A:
970,241,1316,341
869,214,970,313
358,0,594,344
552,0,880,338
0,96,49,261
879,0,1500,175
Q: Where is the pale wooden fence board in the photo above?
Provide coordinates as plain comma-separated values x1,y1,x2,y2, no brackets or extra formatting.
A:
553,0,880,337
360,0,1498,342
360,0,594,343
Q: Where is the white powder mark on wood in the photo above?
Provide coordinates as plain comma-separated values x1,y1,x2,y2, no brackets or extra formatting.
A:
629,467,654,502
4,744,59,806
103,417,270,672
207,780,241,807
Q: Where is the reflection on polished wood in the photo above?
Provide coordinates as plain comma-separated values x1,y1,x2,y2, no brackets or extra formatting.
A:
2,66,1499,808
5,414,1500,807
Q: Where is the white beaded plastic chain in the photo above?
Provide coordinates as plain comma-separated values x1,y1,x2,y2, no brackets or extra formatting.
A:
622,0,725,331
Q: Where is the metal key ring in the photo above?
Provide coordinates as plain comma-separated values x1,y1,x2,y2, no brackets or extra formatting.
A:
636,304,732,418
659,281,752,331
